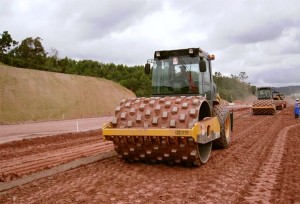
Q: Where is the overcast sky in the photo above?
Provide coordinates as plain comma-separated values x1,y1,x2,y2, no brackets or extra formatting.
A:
1,0,300,87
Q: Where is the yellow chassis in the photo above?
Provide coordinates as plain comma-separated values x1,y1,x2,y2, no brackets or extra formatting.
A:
102,117,220,144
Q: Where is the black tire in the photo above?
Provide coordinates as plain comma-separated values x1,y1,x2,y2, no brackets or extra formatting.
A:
212,104,232,149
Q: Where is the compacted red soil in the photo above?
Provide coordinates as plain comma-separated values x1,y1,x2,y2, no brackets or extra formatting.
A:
0,130,113,182
0,106,300,204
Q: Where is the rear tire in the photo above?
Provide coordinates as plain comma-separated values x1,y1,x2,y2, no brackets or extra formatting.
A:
213,105,232,149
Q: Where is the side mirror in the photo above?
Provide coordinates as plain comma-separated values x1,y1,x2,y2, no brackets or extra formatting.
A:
199,60,207,72
145,63,151,74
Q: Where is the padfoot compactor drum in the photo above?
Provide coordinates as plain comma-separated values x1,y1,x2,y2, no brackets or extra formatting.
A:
252,99,276,115
102,48,233,166
251,87,276,115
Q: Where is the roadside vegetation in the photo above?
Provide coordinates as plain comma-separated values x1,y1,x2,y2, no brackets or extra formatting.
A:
214,72,255,102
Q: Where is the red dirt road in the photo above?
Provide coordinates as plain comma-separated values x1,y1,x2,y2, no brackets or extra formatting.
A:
0,106,300,203
0,116,112,144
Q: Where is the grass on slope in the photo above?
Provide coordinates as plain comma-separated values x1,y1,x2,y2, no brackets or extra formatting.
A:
0,65,135,124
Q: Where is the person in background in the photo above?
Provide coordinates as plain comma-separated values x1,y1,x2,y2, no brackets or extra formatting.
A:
294,98,300,119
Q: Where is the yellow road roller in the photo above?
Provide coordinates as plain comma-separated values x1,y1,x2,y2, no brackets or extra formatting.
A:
102,48,233,166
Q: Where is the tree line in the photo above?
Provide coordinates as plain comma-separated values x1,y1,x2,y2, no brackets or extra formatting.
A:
0,31,152,97
214,72,255,102
0,30,255,100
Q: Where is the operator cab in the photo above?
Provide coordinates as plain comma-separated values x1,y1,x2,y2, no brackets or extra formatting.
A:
145,48,216,101
257,87,272,100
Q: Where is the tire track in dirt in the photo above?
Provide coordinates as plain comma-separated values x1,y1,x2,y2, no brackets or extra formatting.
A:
0,130,113,182
0,142,111,170
211,109,269,158
197,109,291,203
242,123,300,203
274,124,300,203
0,142,113,181
0,131,103,161
214,124,279,202
1,141,107,168
0,150,117,192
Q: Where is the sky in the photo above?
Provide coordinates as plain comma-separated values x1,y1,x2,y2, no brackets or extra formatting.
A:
1,0,300,87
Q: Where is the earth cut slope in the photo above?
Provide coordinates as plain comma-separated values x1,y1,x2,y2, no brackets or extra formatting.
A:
0,65,135,124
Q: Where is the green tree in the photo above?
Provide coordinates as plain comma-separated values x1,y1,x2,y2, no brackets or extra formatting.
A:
239,72,248,81
76,60,102,76
57,57,77,74
14,37,47,69
45,48,60,72
0,31,18,54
